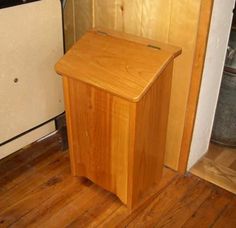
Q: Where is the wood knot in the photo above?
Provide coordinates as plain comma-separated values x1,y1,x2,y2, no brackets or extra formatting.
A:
45,177,62,187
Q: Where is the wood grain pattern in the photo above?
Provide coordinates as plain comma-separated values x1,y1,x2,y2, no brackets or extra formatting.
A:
62,77,79,176
60,64,173,209
191,158,236,194
115,0,143,35
212,199,236,228
130,177,215,228
128,62,173,208
1,136,236,227
165,0,202,169
74,0,93,40
141,0,172,42
93,0,116,30
63,0,93,51
63,0,76,51
191,143,236,194
56,31,180,102
64,78,133,204
183,189,232,228
92,27,182,58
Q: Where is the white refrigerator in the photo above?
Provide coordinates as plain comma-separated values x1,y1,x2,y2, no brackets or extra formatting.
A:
0,0,64,159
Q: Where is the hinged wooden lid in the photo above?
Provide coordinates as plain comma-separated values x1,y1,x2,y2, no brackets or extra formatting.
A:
55,30,181,102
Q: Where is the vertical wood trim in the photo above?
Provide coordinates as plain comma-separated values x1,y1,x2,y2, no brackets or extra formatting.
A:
178,0,214,173
164,0,202,169
72,0,76,42
92,0,95,28
127,102,136,209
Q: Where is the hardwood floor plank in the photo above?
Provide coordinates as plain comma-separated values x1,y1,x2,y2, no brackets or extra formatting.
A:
205,143,224,161
151,177,212,228
0,132,63,194
9,177,92,227
214,148,236,168
124,175,201,227
97,204,127,228
0,148,62,192
0,161,71,227
98,168,177,227
1,135,236,227
182,187,233,228
212,199,236,228
191,157,236,194
230,159,236,170
66,192,118,228
35,185,112,228
0,152,69,212
0,132,61,179
192,143,236,195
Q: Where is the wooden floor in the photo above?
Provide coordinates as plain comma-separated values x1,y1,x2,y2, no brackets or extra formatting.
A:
0,134,236,228
191,143,236,194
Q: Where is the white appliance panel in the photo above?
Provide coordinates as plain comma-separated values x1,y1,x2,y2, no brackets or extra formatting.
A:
0,0,64,144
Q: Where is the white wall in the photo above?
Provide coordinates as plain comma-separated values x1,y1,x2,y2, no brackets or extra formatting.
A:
188,0,235,169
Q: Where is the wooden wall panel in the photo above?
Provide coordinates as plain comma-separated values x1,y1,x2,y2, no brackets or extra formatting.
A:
141,0,172,42
63,0,75,51
115,0,143,35
94,0,116,29
63,0,93,51
93,0,202,170
74,0,93,40
165,0,201,168
94,0,143,35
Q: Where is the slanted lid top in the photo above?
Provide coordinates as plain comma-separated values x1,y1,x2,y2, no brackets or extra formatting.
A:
55,30,181,102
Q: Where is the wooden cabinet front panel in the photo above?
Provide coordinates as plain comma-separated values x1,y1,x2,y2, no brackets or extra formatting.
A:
63,77,136,204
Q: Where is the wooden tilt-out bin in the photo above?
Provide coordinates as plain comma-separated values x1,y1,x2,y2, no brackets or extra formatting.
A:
55,29,181,210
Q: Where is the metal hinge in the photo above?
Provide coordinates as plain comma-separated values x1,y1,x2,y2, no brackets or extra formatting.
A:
147,44,161,50
96,31,109,36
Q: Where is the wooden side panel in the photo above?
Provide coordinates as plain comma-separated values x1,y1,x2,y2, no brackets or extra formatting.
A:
74,0,93,40
62,77,78,175
93,0,202,170
64,78,136,204
128,62,173,208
